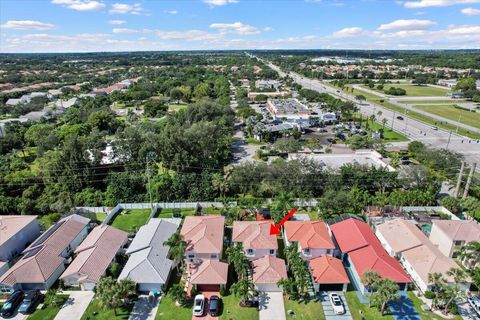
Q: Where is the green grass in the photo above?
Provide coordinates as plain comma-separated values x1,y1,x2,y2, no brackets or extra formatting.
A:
284,297,326,320
168,103,188,112
38,213,63,230
96,212,107,222
155,208,196,218
413,105,480,130
155,293,193,320
220,294,259,320
407,291,462,320
346,85,480,139
81,299,133,320
110,209,151,232
362,84,450,97
396,100,469,104
246,137,266,145
28,294,69,320
345,291,394,320
368,122,408,142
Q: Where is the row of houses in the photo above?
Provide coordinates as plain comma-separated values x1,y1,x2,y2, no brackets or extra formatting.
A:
1,211,477,297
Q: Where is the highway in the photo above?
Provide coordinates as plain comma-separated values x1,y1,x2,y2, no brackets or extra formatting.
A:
254,55,480,166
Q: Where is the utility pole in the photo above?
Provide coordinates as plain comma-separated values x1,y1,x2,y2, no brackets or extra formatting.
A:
146,152,157,210
463,163,477,200
391,111,396,130
454,161,465,198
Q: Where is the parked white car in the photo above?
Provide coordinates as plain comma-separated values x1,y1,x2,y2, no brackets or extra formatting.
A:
193,294,205,317
329,293,345,315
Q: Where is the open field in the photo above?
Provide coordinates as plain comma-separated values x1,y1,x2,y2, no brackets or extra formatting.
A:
347,86,480,139
369,121,408,142
361,84,450,97
413,105,480,130
284,297,325,320
110,208,151,232
396,100,469,104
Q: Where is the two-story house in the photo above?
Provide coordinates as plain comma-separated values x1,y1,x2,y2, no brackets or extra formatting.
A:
0,215,40,276
0,214,90,292
232,221,287,292
429,220,480,261
181,215,228,292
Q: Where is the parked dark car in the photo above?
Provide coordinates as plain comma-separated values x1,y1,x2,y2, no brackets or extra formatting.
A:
0,291,24,318
335,133,347,141
18,290,42,314
396,116,404,120
209,295,221,316
327,138,337,144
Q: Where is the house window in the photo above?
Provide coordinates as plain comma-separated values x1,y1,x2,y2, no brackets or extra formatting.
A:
269,249,275,255
454,241,462,246
303,249,310,255
452,252,458,259
246,249,254,256
211,254,217,259
188,254,195,259
326,249,331,254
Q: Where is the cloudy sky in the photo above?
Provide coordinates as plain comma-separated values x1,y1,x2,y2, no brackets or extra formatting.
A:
1,0,479,53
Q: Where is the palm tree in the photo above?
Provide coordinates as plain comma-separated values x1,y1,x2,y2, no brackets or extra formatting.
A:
117,278,136,302
170,283,187,306
226,244,249,279
164,232,186,274
96,277,123,316
373,279,400,315
231,278,256,305
446,267,466,283
272,192,294,225
442,284,466,315
277,278,296,300
457,241,480,268
428,272,445,308
363,270,381,306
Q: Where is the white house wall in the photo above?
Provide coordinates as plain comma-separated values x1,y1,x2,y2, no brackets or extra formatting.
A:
0,220,41,262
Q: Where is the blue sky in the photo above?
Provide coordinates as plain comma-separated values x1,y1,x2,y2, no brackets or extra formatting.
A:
1,0,479,52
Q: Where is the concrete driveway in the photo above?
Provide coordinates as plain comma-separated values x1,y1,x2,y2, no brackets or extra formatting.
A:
129,295,159,320
258,291,286,320
54,291,94,320
319,292,352,320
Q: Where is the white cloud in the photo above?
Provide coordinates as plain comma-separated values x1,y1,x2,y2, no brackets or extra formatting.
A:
166,10,178,14
263,26,273,32
378,19,437,30
209,22,260,35
403,0,480,8
461,6,480,14
1,20,55,30
110,3,145,14
108,20,127,25
112,28,138,33
51,0,106,11
332,27,364,38
155,29,222,41
203,0,238,7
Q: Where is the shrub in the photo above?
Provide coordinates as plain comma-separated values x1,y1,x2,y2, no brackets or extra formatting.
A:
424,291,435,299
219,286,228,296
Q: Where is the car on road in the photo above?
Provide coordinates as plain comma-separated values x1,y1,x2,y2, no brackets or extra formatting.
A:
396,116,404,120
209,295,221,316
431,126,438,130
1,291,24,318
329,293,345,315
193,294,205,317
18,290,42,314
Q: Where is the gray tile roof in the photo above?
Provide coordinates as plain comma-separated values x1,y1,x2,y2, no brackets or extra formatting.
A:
119,218,181,285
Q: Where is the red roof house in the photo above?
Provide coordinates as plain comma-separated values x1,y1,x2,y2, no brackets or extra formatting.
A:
309,256,350,292
329,218,411,293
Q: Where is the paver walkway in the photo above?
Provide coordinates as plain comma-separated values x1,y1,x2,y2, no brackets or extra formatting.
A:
129,295,160,320
258,291,286,320
319,292,352,320
54,291,94,320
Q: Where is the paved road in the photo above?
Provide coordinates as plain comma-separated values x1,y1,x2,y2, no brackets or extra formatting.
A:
257,57,480,166
258,291,286,320
352,84,480,134
54,291,94,320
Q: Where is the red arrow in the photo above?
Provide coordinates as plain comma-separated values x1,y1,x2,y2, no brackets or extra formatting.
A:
270,208,297,235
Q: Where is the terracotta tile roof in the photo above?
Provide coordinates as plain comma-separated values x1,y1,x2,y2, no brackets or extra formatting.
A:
432,220,480,242
181,216,225,254
0,215,37,246
232,221,278,250
60,225,127,283
309,256,349,284
0,214,89,286
330,218,411,284
252,256,287,284
284,221,335,250
190,260,228,285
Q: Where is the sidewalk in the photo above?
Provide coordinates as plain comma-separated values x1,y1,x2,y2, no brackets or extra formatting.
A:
54,291,94,320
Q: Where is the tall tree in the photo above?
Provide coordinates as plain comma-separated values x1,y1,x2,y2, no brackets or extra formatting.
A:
164,232,186,274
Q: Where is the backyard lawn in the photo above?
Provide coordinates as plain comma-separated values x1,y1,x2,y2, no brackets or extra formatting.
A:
284,297,326,320
407,292,462,320
28,294,69,320
155,207,196,218
220,294,259,320
345,291,394,320
110,209,151,232
362,84,450,97
81,299,133,320
413,105,480,129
